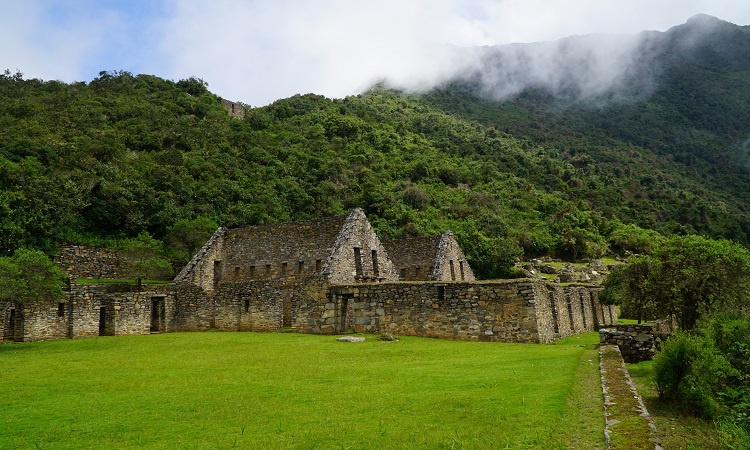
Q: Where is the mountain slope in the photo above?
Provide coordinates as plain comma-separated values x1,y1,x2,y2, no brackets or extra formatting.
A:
422,15,750,242
1,16,750,278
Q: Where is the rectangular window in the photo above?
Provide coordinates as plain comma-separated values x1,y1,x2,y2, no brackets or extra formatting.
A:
281,262,287,275
437,286,445,301
449,260,456,281
244,299,250,312
57,303,65,317
371,250,379,277
265,264,272,275
415,266,421,278
353,247,363,277
298,261,304,273
249,265,256,277
234,266,240,277
400,268,407,279
459,261,465,281
316,259,322,272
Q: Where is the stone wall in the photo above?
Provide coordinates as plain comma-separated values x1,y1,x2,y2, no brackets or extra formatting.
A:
599,324,670,363
432,232,476,282
4,277,615,345
221,98,246,119
325,209,399,284
55,245,123,279
170,284,213,331
1,300,68,342
220,215,347,282
211,276,330,332
173,227,226,291
383,236,442,281
0,284,177,342
295,280,604,343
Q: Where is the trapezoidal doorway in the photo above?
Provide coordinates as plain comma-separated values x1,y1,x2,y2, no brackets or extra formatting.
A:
336,294,354,333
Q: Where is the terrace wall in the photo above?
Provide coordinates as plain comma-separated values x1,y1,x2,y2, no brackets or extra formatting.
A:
55,245,123,280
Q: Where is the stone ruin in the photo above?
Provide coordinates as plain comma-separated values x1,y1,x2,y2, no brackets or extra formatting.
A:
1,209,616,343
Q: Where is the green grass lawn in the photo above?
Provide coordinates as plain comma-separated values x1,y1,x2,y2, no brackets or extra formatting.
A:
1,332,604,449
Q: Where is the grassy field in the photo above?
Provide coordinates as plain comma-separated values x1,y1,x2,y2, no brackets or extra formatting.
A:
1,332,604,449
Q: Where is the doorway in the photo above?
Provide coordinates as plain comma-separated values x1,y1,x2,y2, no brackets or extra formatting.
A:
336,294,354,333
4,308,18,342
151,297,165,333
98,306,107,336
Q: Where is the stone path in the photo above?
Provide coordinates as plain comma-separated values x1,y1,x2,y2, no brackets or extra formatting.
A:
599,344,662,450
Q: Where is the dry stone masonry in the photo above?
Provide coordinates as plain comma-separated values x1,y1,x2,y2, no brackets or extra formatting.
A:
2,209,616,343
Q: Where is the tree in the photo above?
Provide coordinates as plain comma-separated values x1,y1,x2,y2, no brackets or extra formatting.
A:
600,255,658,323
119,233,174,286
0,248,67,305
166,217,218,262
601,235,750,329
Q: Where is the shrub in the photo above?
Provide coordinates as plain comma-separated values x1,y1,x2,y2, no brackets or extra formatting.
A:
654,314,750,432
653,332,736,419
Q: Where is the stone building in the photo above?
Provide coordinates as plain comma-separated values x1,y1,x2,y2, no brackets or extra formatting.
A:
1,208,617,344
383,232,475,282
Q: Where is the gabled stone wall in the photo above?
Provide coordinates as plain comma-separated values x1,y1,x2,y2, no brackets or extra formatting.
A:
432,232,475,282
173,227,226,291
383,232,475,282
325,209,399,284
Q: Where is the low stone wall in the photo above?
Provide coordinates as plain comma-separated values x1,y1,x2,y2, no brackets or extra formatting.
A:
312,280,603,343
599,324,670,363
5,278,616,344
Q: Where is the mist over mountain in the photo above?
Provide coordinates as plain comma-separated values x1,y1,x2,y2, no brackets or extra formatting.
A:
1,15,749,277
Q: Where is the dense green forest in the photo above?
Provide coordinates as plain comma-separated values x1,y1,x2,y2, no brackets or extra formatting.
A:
2,16,749,278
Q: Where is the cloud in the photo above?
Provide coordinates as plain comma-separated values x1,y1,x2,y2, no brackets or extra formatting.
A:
155,0,750,106
3,0,750,105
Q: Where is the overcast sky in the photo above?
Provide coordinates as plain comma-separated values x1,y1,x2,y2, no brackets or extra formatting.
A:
2,0,749,106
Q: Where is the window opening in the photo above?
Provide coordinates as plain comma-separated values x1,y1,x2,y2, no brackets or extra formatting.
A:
371,250,379,277
449,260,456,281
353,247,363,277
213,260,223,288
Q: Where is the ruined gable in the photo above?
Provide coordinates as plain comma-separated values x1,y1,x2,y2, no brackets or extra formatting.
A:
323,209,399,284
173,227,226,291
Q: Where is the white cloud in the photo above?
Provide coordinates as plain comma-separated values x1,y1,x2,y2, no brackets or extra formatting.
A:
156,0,750,105
3,0,750,105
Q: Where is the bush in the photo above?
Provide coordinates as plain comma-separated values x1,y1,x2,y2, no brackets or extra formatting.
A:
653,332,734,418
654,314,750,432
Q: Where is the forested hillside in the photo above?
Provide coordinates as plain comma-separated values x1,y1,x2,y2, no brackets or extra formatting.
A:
1,15,749,278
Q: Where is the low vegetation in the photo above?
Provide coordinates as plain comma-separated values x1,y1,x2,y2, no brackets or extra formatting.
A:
1,332,604,449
